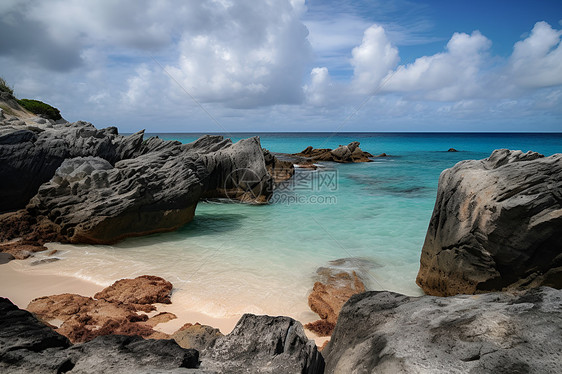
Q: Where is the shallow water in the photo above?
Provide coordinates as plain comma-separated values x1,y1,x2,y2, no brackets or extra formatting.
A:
22,132,562,322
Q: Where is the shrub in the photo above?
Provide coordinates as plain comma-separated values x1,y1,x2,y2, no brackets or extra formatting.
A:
17,99,62,121
0,77,14,95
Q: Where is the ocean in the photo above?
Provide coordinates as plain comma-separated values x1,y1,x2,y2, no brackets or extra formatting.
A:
20,132,562,324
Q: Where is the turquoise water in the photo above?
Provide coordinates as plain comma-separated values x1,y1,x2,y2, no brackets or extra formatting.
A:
24,133,562,324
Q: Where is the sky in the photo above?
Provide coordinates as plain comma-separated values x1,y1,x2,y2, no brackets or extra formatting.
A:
1,0,561,132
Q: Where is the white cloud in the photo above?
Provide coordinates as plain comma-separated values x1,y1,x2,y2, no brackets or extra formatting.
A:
508,21,562,88
385,31,491,101
350,25,400,95
303,67,333,106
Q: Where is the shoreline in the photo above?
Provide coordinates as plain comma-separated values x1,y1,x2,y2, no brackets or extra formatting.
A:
0,261,329,345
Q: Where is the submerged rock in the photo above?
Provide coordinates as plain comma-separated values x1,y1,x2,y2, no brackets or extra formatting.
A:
323,287,562,373
305,264,366,337
417,149,562,296
293,141,374,163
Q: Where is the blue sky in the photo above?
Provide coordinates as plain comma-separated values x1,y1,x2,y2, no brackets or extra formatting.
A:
1,0,561,132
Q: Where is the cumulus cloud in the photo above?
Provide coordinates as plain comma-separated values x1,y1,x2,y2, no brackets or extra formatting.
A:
385,31,491,101
350,25,400,94
165,0,311,108
508,21,562,88
303,67,333,106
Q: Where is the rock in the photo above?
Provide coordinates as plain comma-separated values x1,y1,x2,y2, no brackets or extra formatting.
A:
30,258,60,266
172,323,223,351
323,287,562,373
263,148,295,184
201,314,324,373
66,335,199,374
146,312,177,327
94,275,173,305
26,293,158,343
304,264,365,337
198,136,274,204
0,122,147,213
1,297,200,373
0,252,14,264
447,148,458,152
1,129,283,245
0,239,48,260
25,152,204,244
375,153,387,157
417,149,562,296
27,275,174,344
0,297,72,373
293,142,373,163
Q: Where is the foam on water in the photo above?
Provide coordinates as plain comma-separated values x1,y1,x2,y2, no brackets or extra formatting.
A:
18,133,562,322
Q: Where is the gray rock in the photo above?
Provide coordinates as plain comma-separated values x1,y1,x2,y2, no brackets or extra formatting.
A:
26,152,205,244
67,335,199,374
1,298,323,374
201,314,324,374
0,297,72,373
0,122,147,213
417,149,562,296
0,298,201,373
0,252,15,264
323,287,562,374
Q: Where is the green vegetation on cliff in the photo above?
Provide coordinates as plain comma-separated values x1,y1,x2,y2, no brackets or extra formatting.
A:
17,99,62,121
0,77,14,95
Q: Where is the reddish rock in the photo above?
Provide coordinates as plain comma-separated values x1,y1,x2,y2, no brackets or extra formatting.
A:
293,142,374,163
305,270,365,337
94,275,173,305
146,312,177,327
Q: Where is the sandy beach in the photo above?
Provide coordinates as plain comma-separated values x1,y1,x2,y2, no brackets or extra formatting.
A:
0,260,328,345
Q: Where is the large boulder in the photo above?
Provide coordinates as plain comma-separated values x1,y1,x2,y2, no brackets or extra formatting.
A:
201,314,324,373
323,287,562,373
0,122,144,213
25,151,204,244
417,149,562,296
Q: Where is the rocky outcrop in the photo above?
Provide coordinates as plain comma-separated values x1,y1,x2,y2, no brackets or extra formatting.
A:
293,141,373,163
0,296,200,373
0,121,144,213
417,149,562,296
263,148,295,184
305,263,366,337
0,120,286,245
2,297,324,373
26,276,174,343
201,314,324,373
323,287,562,373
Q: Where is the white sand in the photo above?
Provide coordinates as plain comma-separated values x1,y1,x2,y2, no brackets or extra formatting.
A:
0,261,328,344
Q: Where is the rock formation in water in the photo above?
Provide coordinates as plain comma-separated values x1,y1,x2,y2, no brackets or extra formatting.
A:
0,113,289,245
305,263,366,337
323,287,562,373
293,141,374,163
417,149,562,296
1,297,324,373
